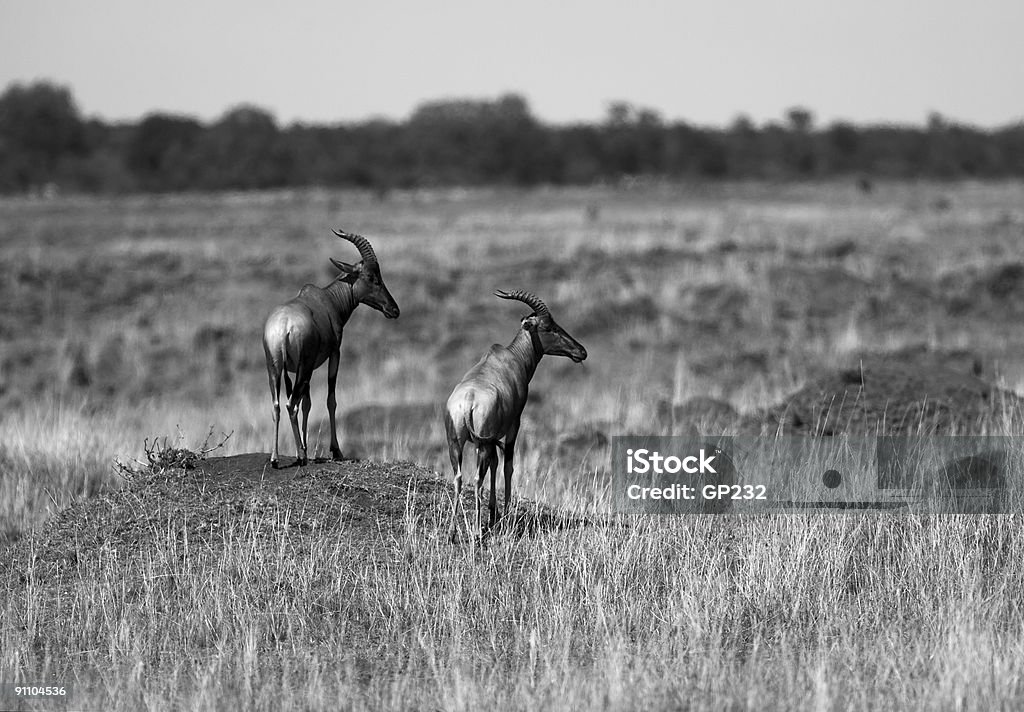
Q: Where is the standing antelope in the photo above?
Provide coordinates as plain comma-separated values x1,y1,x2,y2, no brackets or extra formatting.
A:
444,290,587,540
263,229,400,467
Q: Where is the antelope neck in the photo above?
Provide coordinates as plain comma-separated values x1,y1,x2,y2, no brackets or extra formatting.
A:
507,328,542,380
325,280,359,321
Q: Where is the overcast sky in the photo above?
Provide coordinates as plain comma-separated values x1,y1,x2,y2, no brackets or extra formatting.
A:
2,0,1021,128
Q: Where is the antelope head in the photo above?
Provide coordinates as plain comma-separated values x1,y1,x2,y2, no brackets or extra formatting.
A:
331,229,401,319
495,289,587,363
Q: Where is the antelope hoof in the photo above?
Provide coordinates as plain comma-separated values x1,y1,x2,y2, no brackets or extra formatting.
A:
294,457,308,467
330,448,344,461
270,458,279,469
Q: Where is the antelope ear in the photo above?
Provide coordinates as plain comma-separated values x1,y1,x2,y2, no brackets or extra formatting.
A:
330,258,359,274
331,258,361,283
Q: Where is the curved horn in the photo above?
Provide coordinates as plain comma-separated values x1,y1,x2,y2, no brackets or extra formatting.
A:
332,228,378,265
494,289,550,318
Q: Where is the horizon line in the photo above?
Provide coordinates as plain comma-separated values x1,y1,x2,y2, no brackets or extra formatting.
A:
5,78,1023,133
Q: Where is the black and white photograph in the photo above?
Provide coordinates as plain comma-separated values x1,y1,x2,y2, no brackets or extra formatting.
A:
2,1,1024,709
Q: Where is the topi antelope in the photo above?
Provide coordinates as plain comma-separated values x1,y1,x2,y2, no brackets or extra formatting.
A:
444,289,587,541
263,229,400,467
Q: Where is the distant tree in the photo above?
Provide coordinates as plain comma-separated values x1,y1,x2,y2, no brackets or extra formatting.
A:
662,122,700,175
994,123,1024,175
759,122,790,178
351,119,408,188
826,121,861,173
729,114,756,134
633,108,666,173
859,125,927,177
786,106,814,134
193,105,283,189
727,114,761,177
602,101,636,175
920,112,999,177
927,111,946,133
406,93,548,185
694,131,729,177
407,98,491,183
605,101,635,127
57,119,136,192
4,79,1024,193
488,94,554,184
784,106,817,175
925,111,958,177
0,81,85,189
601,101,665,176
553,125,605,183
126,113,203,189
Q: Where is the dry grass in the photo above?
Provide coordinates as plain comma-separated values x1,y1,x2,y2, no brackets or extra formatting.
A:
3,180,1024,709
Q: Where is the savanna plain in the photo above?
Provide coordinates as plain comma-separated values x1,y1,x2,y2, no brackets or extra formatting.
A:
4,181,1024,710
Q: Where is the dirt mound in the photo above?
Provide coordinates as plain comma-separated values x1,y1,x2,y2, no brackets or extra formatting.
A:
944,262,1024,317
768,264,873,319
764,264,938,328
741,354,1024,436
676,284,751,329
4,454,593,583
574,293,660,338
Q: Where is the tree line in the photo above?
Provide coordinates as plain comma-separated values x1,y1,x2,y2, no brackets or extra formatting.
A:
2,80,1023,194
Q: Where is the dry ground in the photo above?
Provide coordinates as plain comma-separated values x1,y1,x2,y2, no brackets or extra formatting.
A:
4,181,1024,709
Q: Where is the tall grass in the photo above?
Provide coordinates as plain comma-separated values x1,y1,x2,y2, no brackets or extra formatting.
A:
5,497,1024,710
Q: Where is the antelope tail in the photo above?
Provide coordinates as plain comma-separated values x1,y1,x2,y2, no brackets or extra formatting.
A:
281,331,293,399
466,409,484,442
466,410,505,454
